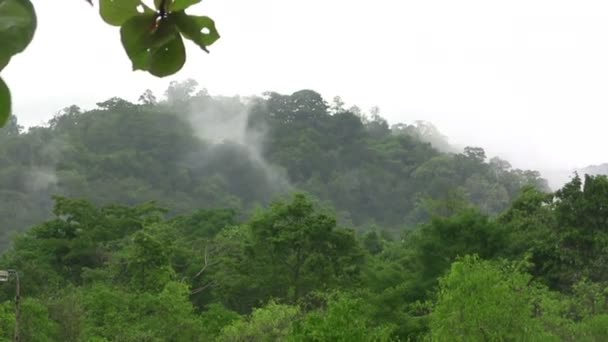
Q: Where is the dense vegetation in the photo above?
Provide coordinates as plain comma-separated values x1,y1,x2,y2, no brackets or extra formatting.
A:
0,80,547,248
5,82,606,341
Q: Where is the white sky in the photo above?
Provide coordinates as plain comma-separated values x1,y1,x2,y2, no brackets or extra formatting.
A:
4,0,608,172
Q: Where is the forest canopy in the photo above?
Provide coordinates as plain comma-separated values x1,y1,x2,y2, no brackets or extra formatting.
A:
2,81,602,341
0,81,548,248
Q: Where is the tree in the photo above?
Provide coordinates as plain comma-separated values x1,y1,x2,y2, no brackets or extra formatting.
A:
407,209,506,298
428,256,560,341
211,194,363,312
81,282,205,341
0,0,221,125
291,291,395,341
247,193,363,302
217,301,300,342
138,89,157,106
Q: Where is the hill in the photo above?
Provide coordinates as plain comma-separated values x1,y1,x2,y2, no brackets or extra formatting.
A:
0,80,548,248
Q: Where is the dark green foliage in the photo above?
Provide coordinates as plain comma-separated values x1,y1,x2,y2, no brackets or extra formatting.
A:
0,84,547,249
500,174,608,290
4,83,607,340
210,194,363,312
412,209,506,289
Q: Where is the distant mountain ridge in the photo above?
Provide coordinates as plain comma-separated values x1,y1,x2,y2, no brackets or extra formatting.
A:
579,163,608,176
543,163,608,191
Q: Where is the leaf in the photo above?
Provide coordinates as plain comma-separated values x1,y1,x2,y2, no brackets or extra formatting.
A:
0,56,9,71
0,0,37,60
148,32,185,77
170,0,201,12
120,15,186,77
174,12,219,52
99,0,141,26
0,77,10,127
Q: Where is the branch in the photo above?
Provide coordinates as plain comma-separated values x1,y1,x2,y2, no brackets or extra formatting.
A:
191,281,216,295
194,245,220,278
159,0,168,18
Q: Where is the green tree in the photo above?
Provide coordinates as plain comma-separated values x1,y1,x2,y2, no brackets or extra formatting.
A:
408,209,506,297
291,291,395,341
211,194,363,313
428,255,560,341
247,193,363,302
217,301,300,342
82,282,204,341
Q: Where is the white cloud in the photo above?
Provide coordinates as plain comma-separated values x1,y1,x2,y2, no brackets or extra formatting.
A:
4,0,608,172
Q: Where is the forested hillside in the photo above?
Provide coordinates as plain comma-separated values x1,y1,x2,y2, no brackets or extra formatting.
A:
0,170,608,340
1,81,607,340
2,0,606,339
0,80,547,249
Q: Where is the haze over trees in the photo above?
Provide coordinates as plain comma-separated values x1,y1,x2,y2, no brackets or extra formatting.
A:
0,81,548,248
2,81,605,340
3,0,607,340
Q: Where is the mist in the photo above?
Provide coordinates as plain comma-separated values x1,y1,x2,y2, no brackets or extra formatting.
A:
5,1,608,339
182,90,292,196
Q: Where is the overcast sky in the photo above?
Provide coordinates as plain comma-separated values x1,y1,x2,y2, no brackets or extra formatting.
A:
4,0,608,173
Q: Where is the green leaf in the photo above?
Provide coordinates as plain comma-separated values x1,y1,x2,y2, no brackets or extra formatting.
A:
0,56,9,71
100,0,141,26
0,77,10,127
170,0,201,12
174,12,219,52
120,15,186,77
0,0,37,60
148,33,186,77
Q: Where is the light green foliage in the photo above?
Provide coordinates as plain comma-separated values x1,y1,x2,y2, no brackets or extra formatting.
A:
567,279,608,320
291,292,395,341
123,229,175,291
0,197,167,297
574,315,608,341
428,255,558,341
200,303,241,340
82,282,204,341
47,288,85,342
217,301,300,342
0,301,14,341
19,298,60,342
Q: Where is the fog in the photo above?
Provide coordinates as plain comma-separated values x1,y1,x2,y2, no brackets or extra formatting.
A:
5,0,608,187
182,90,292,194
